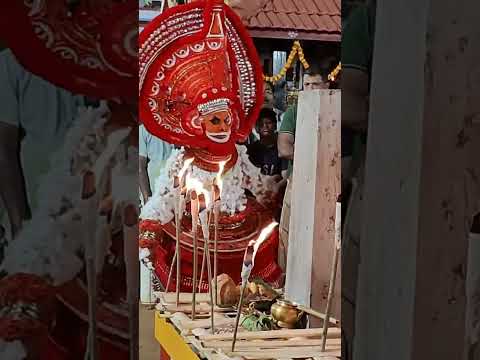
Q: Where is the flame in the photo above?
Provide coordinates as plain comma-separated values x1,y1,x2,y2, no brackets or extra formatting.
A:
178,157,194,180
216,160,227,195
252,222,278,265
186,173,211,209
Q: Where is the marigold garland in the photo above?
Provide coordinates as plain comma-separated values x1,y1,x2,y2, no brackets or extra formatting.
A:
263,41,309,84
263,42,341,85
328,62,342,82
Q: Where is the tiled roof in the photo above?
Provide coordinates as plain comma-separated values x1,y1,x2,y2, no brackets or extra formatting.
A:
238,0,341,41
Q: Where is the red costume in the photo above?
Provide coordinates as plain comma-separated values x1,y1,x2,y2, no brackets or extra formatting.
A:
139,0,282,292
0,2,137,358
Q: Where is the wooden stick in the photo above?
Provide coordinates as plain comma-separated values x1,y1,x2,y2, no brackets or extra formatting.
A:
227,347,340,358
198,246,206,293
175,192,182,306
165,250,177,293
232,281,247,351
321,202,341,352
191,194,199,320
295,305,340,325
158,292,210,304
81,171,98,360
199,210,215,333
198,209,214,294
199,327,341,341
213,201,220,306
204,227,215,333
124,204,140,360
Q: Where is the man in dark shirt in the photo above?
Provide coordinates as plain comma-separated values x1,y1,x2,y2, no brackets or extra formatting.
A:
247,108,287,225
247,108,288,177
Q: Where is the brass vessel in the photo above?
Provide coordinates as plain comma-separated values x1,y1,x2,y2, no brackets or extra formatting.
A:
270,299,304,329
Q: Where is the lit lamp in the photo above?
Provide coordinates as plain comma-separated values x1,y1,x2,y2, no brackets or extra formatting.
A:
232,222,278,352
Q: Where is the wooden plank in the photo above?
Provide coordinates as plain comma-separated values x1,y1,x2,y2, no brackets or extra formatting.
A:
353,1,480,359
198,327,341,341
285,90,341,328
169,311,236,331
226,347,340,359
310,90,341,328
157,292,211,304
159,303,234,314
202,338,341,349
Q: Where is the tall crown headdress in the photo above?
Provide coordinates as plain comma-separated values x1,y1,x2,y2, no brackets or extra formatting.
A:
139,0,264,155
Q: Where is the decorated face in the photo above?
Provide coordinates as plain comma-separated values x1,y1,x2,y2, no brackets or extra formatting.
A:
201,109,233,144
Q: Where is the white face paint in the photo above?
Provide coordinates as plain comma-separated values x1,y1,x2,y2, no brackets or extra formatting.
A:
206,130,231,143
201,109,233,143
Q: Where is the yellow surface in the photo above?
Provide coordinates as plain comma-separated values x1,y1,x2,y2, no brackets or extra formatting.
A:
154,311,200,360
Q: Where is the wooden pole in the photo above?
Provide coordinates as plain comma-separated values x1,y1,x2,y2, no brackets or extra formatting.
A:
81,171,98,360
191,193,199,320
321,202,341,351
213,203,219,306
175,193,182,305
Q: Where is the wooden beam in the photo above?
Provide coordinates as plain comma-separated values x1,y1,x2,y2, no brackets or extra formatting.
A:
198,327,342,341
353,1,480,359
285,90,341,327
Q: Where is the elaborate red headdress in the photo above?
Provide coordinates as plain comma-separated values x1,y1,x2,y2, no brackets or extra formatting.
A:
0,1,137,100
139,0,264,155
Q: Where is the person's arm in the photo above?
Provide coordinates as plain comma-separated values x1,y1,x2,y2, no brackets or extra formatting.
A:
342,5,373,131
277,107,296,160
139,155,151,204
277,133,294,160
342,68,369,131
0,122,29,238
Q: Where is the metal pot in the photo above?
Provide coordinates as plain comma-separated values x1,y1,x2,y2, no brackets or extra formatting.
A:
270,299,304,329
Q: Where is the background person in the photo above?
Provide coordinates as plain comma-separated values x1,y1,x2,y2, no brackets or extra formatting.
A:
0,43,83,242
139,124,174,205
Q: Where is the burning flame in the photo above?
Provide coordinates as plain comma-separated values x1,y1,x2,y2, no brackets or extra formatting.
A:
178,157,194,180
252,222,278,265
216,160,227,195
186,173,211,209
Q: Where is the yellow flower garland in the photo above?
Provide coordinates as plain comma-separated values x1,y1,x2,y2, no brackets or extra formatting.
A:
263,41,342,85
328,62,341,82
263,41,309,84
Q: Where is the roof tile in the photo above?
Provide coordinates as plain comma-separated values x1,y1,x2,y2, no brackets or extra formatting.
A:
242,0,340,38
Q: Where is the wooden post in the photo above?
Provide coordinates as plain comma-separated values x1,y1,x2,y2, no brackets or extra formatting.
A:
285,90,341,327
353,1,480,359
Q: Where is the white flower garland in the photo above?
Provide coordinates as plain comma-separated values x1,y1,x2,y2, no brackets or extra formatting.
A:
1,103,135,285
140,145,274,223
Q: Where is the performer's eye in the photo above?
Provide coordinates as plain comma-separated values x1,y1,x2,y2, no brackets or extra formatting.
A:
210,117,221,125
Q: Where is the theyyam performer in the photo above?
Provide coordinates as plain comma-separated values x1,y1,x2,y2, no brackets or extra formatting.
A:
139,0,283,297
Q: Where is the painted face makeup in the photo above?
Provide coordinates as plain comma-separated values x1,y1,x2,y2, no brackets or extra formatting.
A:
201,109,232,143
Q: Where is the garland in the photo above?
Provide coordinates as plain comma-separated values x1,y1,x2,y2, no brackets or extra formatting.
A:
263,41,341,85
263,41,309,84
328,62,342,82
